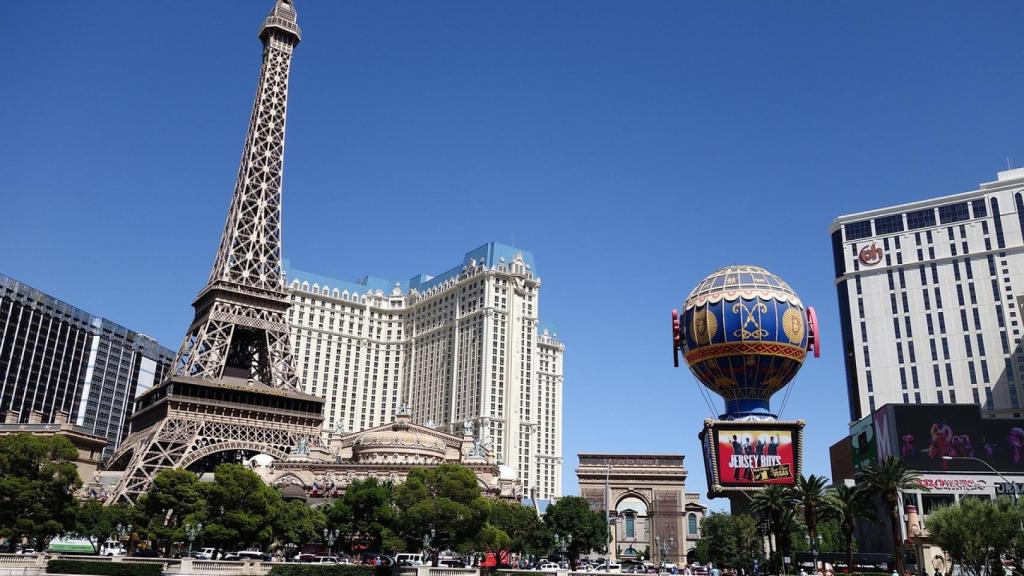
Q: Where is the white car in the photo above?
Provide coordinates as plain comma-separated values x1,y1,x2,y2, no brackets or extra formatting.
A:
539,563,561,571
395,554,424,566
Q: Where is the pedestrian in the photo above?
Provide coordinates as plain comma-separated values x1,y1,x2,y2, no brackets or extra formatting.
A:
711,564,720,576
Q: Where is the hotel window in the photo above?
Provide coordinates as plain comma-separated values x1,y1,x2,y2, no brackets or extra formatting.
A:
907,209,937,230
875,214,905,235
992,198,1006,248
939,202,970,224
972,198,988,218
625,514,635,538
923,494,955,515
688,513,698,534
845,220,873,240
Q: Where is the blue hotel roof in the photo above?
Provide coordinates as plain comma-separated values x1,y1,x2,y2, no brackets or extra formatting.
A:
283,242,537,297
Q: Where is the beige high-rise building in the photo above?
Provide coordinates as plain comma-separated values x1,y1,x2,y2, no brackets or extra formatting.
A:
284,242,564,499
832,168,1024,421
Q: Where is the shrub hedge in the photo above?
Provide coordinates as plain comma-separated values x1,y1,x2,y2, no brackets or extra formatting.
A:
268,565,392,576
46,560,163,576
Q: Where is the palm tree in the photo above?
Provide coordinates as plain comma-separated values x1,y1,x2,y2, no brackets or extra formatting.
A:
788,475,832,572
857,456,925,575
778,507,801,570
825,483,876,575
751,485,789,572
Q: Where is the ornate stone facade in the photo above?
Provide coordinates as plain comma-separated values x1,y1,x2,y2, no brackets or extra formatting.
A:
577,453,707,566
250,412,521,502
284,243,565,500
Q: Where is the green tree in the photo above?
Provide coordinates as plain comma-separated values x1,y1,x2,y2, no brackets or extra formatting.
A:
774,507,801,572
695,513,764,571
394,464,488,565
0,433,81,551
323,478,397,553
787,474,832,564
751,485,788,573
74,501,136,555
543,496,609,570
857,456,925,575
136,468,206,556
825,484,875,574
488,499,551,557
927,497,1021,576
379,527,405,555
478,524,512,558
201,463,284,552
273,500,326,554
789,518,843,553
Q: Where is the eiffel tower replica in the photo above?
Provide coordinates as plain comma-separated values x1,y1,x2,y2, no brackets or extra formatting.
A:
107,0,324,503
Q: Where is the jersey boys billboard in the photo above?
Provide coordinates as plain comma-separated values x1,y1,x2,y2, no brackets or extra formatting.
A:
700,420,805,496
718,429,795,484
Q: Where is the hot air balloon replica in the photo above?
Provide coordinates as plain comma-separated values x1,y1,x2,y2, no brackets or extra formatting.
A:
671,265,820,507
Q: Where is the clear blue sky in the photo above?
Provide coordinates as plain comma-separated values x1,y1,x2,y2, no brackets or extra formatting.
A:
4,1,1024,508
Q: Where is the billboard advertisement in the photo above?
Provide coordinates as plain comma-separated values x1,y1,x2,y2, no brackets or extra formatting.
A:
875,404,1024,473
701,419,805,496
850,414,876,471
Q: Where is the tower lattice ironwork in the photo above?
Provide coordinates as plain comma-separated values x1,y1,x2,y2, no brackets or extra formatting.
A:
106,0,324,503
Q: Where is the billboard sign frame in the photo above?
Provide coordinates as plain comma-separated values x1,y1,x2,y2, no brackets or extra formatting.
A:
699,418,806,498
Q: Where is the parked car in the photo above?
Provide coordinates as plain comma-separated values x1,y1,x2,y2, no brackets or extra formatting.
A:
396,553,424,566
133,549,161,558
539,563,561,571
359,553,394,566
223,551,266,562
439,559,466,568
312,557,340,564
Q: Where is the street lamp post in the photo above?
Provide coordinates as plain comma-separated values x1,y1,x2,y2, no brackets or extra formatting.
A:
805,534,822,575
555,534,570,563
423,528,435,566
323,529,339,555
115,523,133,556
605,464,612,573
942,456,1018,502
656,536,674,573
184,521,202,555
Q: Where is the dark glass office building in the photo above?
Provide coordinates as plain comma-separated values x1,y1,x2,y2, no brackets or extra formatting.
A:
0,273,174,460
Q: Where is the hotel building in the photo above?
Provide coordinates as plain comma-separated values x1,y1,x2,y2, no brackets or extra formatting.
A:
831,168,1024,421
0,273,175,459
283,242,564,499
